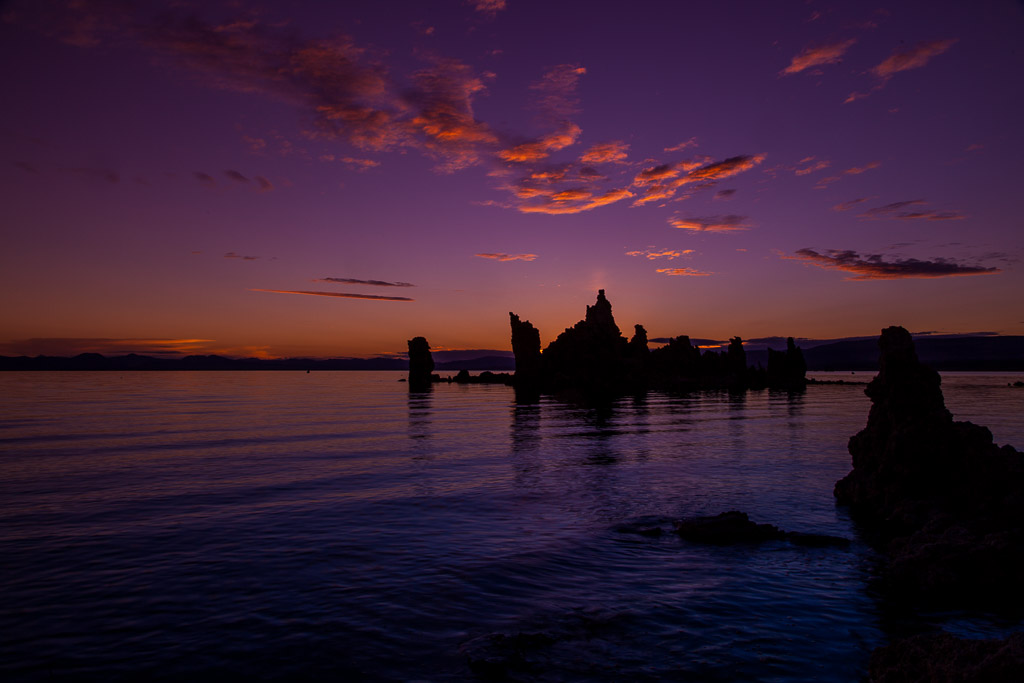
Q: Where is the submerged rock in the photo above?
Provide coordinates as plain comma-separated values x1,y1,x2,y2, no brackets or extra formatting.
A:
674,511,849,547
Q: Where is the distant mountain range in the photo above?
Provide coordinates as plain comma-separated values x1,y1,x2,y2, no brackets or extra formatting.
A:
2,336,1022,372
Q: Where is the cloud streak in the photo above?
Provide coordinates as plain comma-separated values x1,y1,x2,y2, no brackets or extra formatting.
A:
788,249,999,280
669,214,750,232
846,39,957,103
626,248,694,260
859,200,965,221
781,39,857,75
656,267,712,277
475,253,538,261
316,277,414,287
252,288,414,301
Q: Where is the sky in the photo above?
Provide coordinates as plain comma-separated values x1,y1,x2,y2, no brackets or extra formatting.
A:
1,0,1022,359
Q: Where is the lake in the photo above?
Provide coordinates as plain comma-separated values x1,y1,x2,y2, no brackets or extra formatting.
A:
1,371,1022,681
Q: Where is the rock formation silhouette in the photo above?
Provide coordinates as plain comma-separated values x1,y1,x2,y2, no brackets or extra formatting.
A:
508,290,805,398
509,313,543,399
835,326,1024,607
407,336,435,391
767,337,808,390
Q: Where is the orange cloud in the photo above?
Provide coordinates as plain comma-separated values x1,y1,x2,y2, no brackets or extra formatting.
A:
656,267,712,277
580,141,629,164
518,187,633,214
780,39,857,75
669,215,750,232
663,137,698,153
475,253,538,261
406,58,499,171
787,249,998,280
499,122,582,162
685,154,765,183
633,163,681,185
626,248,694,260
252,288,414,301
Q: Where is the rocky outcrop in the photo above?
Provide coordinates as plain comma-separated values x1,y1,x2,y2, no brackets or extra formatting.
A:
509,313,543,399
767,337,808,390
674,511,849,548
407,336,435,391
835,326,1024,606
508,290,805,398
539,289,633,397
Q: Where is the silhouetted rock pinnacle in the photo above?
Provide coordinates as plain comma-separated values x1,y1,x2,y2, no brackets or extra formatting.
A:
767,337,807,390
509,313,542,399
835,325,1024,607
407,336,434,391
507,289,806,399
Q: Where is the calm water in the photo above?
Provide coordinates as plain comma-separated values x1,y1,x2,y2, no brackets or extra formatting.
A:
1,371,1022,681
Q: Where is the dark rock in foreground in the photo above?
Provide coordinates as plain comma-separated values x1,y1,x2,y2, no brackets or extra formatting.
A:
836,327,1024,681
834,326,1024,607
869,632,1024,682
673,511,849,548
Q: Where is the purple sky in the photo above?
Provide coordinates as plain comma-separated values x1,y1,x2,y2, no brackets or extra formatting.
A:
2,0,1022,358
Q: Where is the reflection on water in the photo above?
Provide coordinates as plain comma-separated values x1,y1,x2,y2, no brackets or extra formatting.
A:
0,371,1021,680
407,387,433,442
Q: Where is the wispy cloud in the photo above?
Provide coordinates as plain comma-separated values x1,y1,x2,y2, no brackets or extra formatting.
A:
859,199,965,221
195,172,216,187
794,157,831,176
254,175,273,192
846,38,957,102
316,277,414,287
787,248,998,280
626,248,694,260
656,267,712,277
871,38,958,79
499,122,582,162
780,38,857,75
224,169,249,183
474,253,538,261
517,187,633,214
833,197,870,212
668,214,750,232
468,0,507,18
631,154,765,206
815,161,880,188
529,64,586,119
252,288,414,301
321,155,381,170
663,138,698,153
224,252,259,260
580,141,630,165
